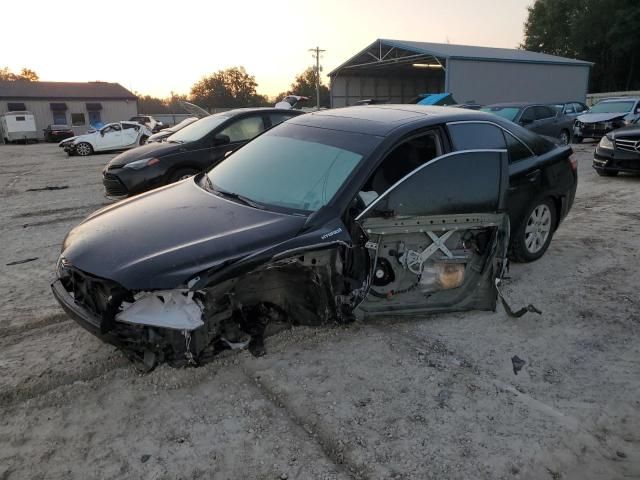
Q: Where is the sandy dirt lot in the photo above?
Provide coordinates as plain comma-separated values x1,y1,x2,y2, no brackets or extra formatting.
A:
0,142,638,480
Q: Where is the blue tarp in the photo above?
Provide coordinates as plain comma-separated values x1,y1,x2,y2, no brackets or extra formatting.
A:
415,93,456,106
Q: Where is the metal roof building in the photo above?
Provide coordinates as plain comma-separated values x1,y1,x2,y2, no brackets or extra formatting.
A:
0,81,137,139
328,39,593,107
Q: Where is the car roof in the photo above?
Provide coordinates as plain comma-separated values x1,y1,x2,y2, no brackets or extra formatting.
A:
224,107,305,117
597,97,640,103
483,102,549,108
287,104,508,136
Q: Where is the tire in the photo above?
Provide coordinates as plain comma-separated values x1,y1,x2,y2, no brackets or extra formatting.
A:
511,198,557,263
139,135,148,145
596,169,619,177
572,136,583,144
169,168,198,184
75,142,93,156
559,130,570,145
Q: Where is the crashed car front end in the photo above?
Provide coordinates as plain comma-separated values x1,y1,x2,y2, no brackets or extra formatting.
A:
52,231,359,369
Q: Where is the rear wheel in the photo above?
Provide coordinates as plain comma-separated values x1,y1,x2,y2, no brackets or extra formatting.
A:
572,136,583,144
596,169,619,177
169,168,198,184
511,198,557,262
75,142,93,156
559,130,570,145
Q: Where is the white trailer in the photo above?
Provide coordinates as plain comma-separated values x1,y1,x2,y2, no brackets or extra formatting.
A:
1,111,38,143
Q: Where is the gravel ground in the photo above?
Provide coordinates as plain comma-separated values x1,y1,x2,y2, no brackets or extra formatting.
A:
0,142,638,480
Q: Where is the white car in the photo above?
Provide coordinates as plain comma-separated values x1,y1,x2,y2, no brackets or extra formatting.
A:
59,121,152,156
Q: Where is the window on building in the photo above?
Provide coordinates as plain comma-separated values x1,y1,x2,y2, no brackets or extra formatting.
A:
88,110,102,127
71,113,86,126
53,111,67,125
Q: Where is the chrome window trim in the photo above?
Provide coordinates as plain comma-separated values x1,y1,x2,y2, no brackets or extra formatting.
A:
355,148,507,221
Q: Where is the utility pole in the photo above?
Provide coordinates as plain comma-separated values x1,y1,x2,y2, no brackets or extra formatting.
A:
309,46,326,110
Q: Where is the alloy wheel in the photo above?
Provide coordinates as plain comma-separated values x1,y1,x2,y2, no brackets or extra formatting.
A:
524,204,551,254
76,143,92,156
559,131,569,145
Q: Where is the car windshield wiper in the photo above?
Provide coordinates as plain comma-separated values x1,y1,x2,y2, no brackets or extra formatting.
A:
209,182,266,210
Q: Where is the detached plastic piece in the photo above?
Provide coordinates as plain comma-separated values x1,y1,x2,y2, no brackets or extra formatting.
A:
116,291,204,330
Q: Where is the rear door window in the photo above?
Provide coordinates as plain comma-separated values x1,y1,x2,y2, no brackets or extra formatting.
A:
219,115,266,143
269,113,298,128
447,122,506,150
504,131,533,163
534,106,556,120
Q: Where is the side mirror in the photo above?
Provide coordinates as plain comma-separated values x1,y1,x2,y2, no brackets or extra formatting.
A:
213,133,230,146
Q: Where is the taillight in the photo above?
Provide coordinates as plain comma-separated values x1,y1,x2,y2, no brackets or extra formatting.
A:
568,156,578,171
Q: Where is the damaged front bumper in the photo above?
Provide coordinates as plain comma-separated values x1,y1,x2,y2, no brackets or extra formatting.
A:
52,278,105,338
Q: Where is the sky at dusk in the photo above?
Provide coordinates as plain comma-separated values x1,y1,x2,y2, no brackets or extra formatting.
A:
3,0,533,98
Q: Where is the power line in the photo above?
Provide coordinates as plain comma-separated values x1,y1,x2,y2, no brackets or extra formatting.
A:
309,46,326,110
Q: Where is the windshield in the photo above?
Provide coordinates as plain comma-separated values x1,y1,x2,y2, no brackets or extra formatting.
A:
480,106,521,121
167,117,198,133
589,101,635,114
167,113,230,143
205,123,380,213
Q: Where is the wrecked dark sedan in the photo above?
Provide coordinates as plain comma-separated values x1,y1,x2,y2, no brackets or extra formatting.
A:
573,97,640,142
52,106,572,369
593,119,640,176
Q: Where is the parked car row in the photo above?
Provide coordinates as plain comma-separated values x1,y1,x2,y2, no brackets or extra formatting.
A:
52,105,578,367
481,101,587,145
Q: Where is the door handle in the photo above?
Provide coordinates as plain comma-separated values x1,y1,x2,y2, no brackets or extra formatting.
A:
526,170,541,182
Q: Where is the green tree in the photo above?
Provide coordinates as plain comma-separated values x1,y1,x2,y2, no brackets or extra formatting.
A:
190,67,265,109
522,0,640,92
0,66,39,81
136,94,170,114
280,67,330,108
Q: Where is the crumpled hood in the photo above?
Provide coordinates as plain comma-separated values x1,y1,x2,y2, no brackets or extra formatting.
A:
107,142,180,167
59,132,96,146
61,177,306,290
59,135,81,145
576,112,627,124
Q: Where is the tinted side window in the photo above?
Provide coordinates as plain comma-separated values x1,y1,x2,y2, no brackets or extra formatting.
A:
534,106,555,119
269,113,297,127
564,103,575,114
122,123,139,130
520,108,536,123
362,132,441,197
448,123,506,150
220,116,265,142
362,150,506,218
504,122,555,155
504,131,532,163
573,103,587,113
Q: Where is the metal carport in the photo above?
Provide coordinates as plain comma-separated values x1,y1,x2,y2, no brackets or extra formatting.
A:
328,39,592,107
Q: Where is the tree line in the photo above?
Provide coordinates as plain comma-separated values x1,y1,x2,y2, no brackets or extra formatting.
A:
0,67,39,81
139,66,330,114
522,0,640,92
1,64,329,113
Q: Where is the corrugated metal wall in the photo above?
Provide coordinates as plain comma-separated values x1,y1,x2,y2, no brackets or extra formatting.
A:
330,73,445,107
447,59,590,104
0,99,138,139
